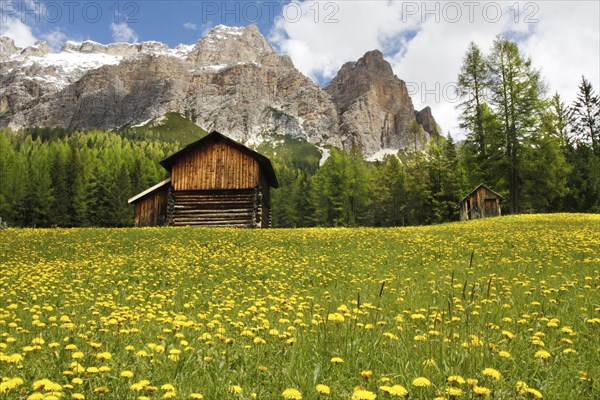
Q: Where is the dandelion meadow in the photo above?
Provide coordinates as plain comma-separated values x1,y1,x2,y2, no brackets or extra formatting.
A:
1,214,599,399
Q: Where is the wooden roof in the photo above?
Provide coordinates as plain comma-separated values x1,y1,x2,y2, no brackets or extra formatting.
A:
128,177,171,204
459,184,504,202
160,131,279,188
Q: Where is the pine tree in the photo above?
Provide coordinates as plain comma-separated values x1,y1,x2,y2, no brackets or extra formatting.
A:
572,76,600,153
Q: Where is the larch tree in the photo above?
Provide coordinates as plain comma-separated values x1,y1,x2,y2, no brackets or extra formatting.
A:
488,37,545,214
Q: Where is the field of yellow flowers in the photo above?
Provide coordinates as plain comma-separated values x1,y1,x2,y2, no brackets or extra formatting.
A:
1,214,599,400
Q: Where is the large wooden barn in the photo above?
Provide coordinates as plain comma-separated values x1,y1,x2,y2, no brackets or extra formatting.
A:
128,131,279,228
458,184,503,221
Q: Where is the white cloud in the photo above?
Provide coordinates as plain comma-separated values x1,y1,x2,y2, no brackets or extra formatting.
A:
183,22,198,30
41,29,69,51
519,2,600,105
270,1,600,137
270,1,413,82
110,22,138,43
0,16,38,47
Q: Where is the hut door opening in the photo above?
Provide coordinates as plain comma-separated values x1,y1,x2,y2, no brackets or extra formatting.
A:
466,199,471,220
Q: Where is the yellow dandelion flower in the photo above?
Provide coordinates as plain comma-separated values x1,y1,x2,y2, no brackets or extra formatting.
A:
473,386,491,396
93,387,109,394
515,381,529,394
525,388,543,398
161,384,176,392
498,351,511,358
0,377,24,393
361,370,373,379
96,352,111,361
190,394,204,399
330,357,344,364
230,385,242,394
448,375,465,385
412,377,432,387
72,394,85,399
282,388,302,400
482,368,501,380
388,384,408,397
316,384,330,395
131,380,150,391
446,386,463,397
351,389,377,400
327,313,345,323
534,350,551,360
121,371,134,378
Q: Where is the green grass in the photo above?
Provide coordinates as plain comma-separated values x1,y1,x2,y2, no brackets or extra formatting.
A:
0,214,598,399
254,133,323,174
120,112,208,145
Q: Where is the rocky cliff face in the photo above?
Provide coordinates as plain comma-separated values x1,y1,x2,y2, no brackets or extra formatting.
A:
0,25,436,157
325,50,435,155
415,106,438,136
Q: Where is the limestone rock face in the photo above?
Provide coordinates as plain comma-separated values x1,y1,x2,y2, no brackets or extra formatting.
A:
0,37,19,60
20,41,51,57
325,50,432,154
0,26,436,157
415,106,438,135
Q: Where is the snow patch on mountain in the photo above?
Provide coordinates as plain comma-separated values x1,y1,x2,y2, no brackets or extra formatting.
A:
366,148,400,162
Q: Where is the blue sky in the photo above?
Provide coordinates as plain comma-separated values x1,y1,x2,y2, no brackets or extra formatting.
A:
1,1,288,46
2,1,599,134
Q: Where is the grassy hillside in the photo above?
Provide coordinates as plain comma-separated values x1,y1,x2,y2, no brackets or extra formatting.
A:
253,132,323,173
0,214,598,399
120,112,209,145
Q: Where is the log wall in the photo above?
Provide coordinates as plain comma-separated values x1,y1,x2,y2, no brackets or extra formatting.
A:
172,189,268,228
171,141,260,191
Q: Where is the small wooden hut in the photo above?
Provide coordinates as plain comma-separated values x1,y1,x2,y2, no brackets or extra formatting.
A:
458,184,503,221
128,131,279,228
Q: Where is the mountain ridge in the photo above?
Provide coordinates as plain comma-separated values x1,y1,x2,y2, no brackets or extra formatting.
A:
0,25,437,158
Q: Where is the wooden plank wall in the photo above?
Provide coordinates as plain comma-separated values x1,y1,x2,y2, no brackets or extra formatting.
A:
171,141,260,191
134,187,169,227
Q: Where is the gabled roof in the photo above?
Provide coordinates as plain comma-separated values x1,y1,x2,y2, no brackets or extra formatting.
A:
128,177,171,204
159,131,279,188
460,183,504,202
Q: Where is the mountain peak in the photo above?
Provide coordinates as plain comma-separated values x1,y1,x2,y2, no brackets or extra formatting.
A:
188,24,274,66
324,50,431,154
0,36,20,59
353,49,394,78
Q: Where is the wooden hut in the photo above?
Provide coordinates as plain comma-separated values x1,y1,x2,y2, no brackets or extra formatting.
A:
128,131,279,228
458,184,503,221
